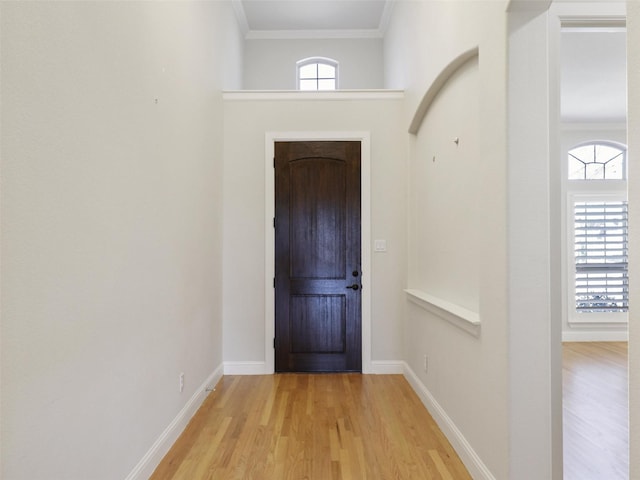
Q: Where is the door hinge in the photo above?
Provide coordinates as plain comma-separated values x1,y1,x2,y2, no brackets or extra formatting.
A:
273,217,276,228
273,277,276,288
273,157,275,168
273,338,276,349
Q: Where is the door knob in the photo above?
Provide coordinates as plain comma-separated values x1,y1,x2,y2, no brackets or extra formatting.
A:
346,284,360,291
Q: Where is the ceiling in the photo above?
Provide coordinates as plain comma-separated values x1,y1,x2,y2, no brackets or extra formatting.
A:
235,1,628,124
236,0,391,36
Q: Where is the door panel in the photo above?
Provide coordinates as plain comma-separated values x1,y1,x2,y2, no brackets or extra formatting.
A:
289,159,346,279
275,141,361,372
290,295,345,353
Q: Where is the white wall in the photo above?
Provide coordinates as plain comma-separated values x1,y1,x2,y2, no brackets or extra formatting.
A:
222,95,406,369
628,2,640,477
508,7,560,478
0,2,243,479
385,2,510,478
243,38,384,90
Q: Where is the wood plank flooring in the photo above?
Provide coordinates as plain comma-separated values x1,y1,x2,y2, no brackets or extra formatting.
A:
563,342,628,480
151,374,471,479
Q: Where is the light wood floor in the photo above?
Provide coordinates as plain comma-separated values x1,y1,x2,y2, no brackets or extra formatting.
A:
563,342,628,480
151,374,471,479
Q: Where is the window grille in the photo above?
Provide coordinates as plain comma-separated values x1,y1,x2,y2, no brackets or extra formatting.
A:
568,143,626,180
297,58,338,91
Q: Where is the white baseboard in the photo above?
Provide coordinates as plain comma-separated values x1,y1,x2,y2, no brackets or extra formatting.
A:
403,363,496,480
223,360,404,375
562,330,628,342
370,360,404,374
224,360,404,375
224,361,268,375
124,363,224,480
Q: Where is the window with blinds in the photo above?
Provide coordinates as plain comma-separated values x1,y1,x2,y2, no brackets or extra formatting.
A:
574,201,628,313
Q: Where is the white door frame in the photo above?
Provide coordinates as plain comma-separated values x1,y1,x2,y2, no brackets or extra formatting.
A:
529,4,626,478
550,4,627,479
264,131,372,374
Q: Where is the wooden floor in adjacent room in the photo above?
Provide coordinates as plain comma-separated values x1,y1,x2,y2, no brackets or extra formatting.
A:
563,342,628,480
151,374,471,480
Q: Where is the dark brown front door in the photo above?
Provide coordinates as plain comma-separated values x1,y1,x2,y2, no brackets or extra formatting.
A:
275,141,362,372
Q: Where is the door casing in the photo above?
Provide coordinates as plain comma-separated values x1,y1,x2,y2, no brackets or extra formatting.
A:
264,131,372,374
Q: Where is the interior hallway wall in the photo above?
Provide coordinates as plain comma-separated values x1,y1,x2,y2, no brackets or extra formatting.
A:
0,2,243,478
222,95,406,369
385,1,510,478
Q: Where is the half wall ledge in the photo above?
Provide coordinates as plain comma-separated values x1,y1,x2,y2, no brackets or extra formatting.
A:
222,90,404,101
405,289,481,337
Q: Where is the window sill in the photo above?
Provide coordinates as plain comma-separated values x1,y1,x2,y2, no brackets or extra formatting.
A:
568,316,628,325
405,289,481,337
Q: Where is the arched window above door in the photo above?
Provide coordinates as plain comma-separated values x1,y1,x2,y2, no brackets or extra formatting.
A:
296,57,338,91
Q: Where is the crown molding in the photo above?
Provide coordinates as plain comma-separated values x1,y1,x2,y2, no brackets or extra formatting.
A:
233,0,394,40
560,15,626,31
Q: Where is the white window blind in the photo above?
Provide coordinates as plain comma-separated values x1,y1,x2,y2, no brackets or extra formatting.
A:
574,201,628,313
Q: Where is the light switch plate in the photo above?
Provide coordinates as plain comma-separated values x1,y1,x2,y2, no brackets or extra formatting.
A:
374,239,387,252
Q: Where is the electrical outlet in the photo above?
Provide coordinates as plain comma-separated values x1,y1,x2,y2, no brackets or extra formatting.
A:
179,372,184,393
423,355,428,373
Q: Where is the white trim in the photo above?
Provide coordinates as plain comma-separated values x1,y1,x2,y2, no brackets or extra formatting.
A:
124,364,224,480
223,90,404,101
553,2,626,22
408,46,479,135
404,289,481,337
562,330,629,342
265,132,372,374
370,360,404,374
403,363,496,480
224,361,268,375
560,16,626,30
569,316,628,325
245,29,383,40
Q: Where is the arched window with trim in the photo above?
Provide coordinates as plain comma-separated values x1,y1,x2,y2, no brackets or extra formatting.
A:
568,141,627,180
567,141,628,322
296,57,338,91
